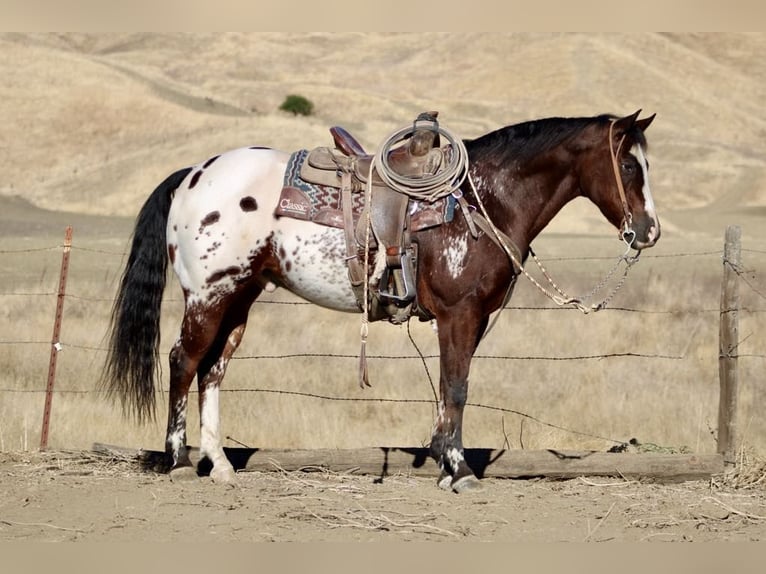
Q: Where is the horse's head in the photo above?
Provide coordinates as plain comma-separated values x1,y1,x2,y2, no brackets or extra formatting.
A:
582,110,660,251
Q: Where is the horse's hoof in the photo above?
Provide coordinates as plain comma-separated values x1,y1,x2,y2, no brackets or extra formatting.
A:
451,474,483,494
437,471,453,491
210,466,237,485
169,465,198,482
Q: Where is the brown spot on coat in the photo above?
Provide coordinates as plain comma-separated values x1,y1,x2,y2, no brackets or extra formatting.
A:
240,196,258,211
189,170,203,189
206,266,241,284
200,211,220,230
203,155,220,169
206,270,226,283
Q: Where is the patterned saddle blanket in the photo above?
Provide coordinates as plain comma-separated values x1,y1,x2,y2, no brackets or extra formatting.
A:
274,149,453,234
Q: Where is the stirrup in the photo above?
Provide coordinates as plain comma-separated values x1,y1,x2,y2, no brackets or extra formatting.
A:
378,251,416,304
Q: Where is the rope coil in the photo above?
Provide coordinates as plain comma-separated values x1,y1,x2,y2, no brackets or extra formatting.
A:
373,125,470,202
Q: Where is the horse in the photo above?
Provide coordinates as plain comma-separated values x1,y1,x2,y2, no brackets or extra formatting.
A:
102,110,659,493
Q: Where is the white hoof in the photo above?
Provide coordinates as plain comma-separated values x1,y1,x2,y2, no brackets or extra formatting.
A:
451,474,483,494
169,466,198,482
210,465,237,485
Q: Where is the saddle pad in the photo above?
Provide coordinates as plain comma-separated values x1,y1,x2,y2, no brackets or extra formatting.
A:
274,149,450,232
275,149,364,227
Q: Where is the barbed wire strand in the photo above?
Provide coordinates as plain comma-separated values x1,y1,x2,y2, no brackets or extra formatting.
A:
405,321,438,404
0,246,62,254
0,246,735,260
0,386,625,445
7,289,765,315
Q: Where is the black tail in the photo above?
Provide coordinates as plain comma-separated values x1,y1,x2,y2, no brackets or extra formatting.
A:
102,167,192,422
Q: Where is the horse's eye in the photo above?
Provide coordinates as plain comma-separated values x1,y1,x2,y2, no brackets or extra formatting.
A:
621,161,636,175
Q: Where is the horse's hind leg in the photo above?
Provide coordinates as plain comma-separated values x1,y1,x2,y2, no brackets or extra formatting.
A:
196,325,246,483
165,337,202,479
165,303,227,480
195,292,259,484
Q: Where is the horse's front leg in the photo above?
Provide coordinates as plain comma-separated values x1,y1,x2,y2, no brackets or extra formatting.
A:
430,313,486,493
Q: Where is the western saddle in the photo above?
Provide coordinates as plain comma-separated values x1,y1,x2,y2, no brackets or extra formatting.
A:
298,112,446,322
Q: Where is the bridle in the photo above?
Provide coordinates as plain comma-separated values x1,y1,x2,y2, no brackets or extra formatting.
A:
608,119,636,248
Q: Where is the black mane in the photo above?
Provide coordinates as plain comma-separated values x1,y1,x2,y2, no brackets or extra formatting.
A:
466,114,619,166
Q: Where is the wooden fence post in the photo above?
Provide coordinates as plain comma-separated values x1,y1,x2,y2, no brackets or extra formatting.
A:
40,226,73,451
718,225,740,465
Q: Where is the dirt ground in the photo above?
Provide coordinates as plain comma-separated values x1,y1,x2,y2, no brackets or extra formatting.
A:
1,450,765,542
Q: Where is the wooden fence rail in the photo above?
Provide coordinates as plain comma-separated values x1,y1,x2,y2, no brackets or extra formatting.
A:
93,443,724,482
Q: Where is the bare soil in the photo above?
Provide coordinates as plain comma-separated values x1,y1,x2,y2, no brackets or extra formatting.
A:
1,450,765,542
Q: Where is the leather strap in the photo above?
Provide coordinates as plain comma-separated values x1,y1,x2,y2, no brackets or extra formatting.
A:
471,213,523,274
455,193,479,238
340,170,365,288
608,120,632,235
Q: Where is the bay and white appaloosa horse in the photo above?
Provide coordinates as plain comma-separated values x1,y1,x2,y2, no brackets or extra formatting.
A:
103,111,659,492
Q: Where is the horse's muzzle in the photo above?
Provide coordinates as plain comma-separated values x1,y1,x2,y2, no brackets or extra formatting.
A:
630,218,661,251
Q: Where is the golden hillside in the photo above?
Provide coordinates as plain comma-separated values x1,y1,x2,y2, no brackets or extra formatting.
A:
1,32,764,238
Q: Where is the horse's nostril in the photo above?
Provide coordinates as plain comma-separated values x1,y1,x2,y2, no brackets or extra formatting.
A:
648,224,661,244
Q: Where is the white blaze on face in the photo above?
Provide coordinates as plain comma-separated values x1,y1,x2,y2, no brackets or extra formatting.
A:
631,143,657,221
444,234,468,279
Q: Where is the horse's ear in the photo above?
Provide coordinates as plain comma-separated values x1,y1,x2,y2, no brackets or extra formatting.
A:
634,113,656,133
612,110,642,137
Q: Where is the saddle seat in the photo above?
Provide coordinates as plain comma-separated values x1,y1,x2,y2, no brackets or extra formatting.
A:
330,126,367,157
328,123,444,178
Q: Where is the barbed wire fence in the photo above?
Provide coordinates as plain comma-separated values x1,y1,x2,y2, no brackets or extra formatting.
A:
1,227,764,455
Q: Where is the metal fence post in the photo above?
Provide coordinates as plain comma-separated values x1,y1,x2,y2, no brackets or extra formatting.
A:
40,226,73,450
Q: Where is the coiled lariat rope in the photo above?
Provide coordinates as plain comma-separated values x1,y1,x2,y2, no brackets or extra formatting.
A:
373,124,470,201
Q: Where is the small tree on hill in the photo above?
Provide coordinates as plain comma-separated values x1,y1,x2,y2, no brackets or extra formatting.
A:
279,94,314,117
